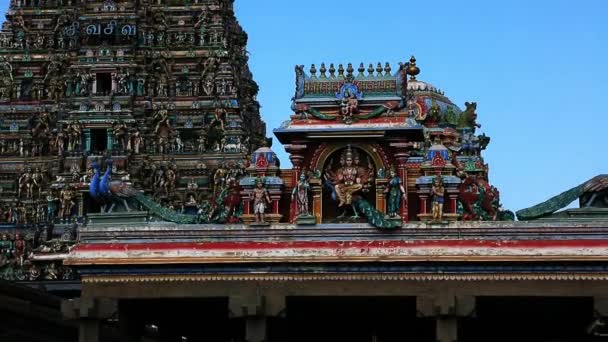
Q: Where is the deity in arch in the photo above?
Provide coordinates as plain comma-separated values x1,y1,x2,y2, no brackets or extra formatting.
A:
324,145,374,219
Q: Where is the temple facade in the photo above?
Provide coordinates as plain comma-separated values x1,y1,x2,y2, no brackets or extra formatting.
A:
2,1,608,342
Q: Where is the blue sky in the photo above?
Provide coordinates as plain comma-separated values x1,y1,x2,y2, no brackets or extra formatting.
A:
1,0,607,213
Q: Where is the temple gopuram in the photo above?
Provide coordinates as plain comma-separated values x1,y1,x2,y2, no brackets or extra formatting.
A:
2,1,608,342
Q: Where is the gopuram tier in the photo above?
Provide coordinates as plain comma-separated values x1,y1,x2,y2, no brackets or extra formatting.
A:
0,0,266,281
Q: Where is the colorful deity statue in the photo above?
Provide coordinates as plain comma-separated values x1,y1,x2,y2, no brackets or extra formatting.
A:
292,173,311,217
324,145,374,219
59,185,76,219
384,167,406,218
431,175,445,222
251,178,271,224
340,89,359,124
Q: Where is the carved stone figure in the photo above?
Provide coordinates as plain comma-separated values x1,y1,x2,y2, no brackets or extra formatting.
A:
0,57,14,84
112,121,128,150
131,130,143,154
18,168,34,199
59,185,76,219
292,173,311,217
340,89,358,123
203,76,214,95
431,175,445,222
384,167,406,218
66,119,82,151
251,178,271,224
174,134,184,153
32,168,44,198
164,165,177,195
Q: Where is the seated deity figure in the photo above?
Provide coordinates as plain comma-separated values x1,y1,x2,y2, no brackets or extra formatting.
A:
324,145,374,219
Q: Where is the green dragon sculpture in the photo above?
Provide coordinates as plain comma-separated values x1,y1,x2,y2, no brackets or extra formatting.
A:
516,175,608,220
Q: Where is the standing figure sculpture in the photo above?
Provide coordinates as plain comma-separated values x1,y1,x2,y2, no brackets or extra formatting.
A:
292,173,311,217
59,185,76,219
384,167,406,218
251,178,271,224
112,121,128,150
67,119,83,151
431,175,445,222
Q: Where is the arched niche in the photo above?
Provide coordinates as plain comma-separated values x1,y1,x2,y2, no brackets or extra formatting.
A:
314,144,385,223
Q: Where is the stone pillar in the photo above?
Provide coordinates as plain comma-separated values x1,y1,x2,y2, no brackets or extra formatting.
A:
246,317,267,342
436,318,458,342
79,320,101,342
63,298,118,342
230,294,285,342
417,295,475,342
594,296,608,316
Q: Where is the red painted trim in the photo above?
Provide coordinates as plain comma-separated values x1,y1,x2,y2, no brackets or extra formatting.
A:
72,239,608,253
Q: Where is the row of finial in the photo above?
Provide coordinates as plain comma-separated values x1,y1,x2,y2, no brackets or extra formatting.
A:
308,56,420,80
309,62,393,79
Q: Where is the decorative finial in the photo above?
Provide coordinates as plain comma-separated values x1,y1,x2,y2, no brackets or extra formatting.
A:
310,64,317,78
338,64,345,78
384,62,392,76
367,63,375,77
407,55,420,80
329,63,336,78
320,63,327,78
357,63,365,78
376,63,383,77
346,63,354,78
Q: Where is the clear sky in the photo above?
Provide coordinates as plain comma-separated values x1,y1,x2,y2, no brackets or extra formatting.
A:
1,0,606,213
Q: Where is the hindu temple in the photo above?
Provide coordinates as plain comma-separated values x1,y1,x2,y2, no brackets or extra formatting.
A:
1,0,608,341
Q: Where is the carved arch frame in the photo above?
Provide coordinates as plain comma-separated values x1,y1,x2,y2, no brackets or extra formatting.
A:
310,143,389,223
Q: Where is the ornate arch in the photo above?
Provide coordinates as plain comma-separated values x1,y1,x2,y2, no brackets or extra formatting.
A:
313,143,387,173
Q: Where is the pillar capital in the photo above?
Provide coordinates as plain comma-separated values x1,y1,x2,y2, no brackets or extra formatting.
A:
62,297,118,320
417,295,475,318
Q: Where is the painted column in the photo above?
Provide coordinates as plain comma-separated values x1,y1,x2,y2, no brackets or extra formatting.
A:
375,179,386,216
392,142,411,222
311,179,322,224
242,194,251,216
287,143,306,223
448,193,458,214
419,194,428,215
399,167,408,222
